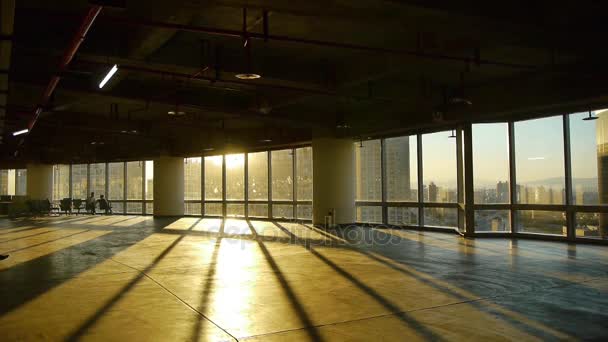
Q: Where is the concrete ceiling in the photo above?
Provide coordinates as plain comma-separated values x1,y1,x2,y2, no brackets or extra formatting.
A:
2,0,608,165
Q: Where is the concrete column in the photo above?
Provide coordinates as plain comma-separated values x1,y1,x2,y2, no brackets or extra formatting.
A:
313,137,355,226
153,156,184,216
26,163,53,200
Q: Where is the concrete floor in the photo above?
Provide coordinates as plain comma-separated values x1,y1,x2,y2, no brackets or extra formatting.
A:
0,216,607,341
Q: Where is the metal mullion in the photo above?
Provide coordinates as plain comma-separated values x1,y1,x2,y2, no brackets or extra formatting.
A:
463,124,475,235
508,121,517,234
123,162,127,214
420,202,460,208
201,156,205,216
268,150,272,219
69,164,73,199
292,148,297,220
380,138,388,224
222,155,226,217
563,114,575,240
456,127,464,232
417,134,424,227
86,164,91,198
142,160,146,214
244,152,249,218
473,204,512,210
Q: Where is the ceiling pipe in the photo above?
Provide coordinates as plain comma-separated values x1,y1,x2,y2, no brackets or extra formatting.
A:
97,15,536,70
27,5,103,132
29,10,537,70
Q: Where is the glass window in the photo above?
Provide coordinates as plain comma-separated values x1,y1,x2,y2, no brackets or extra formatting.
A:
205,203,223,216
111,201,124,214
296,147,313,201
273,204,294,219
127,202,143,214
473,123,510,204
146,202,153,215
108,162,124,200
145,161,153,200
15,169,27,196
205,156,223,200
387,207,418,226
422,131,457,203
6,169,15,196
248,152,268,200
385,136,417,202
575,212,607,240
356,206,382,224
226,203,244,217
355,139,382,201
475,210,510,232
225,154,245,200
71,164,88,199
185,202,202,216
514,116,565,204
297,205,312,220
271,150,293,201
89,163,106,197
424,208,458,228
569,109,608,205
53,165,70,201
126,161,143,200
516,210,566,236
184,157,202,200
0,170,9,195
248,203,268,218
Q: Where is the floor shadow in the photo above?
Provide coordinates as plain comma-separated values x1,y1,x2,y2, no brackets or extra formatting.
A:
1,230,91,254
0,229,57,244
190,235,222,341
248,221,324,342
273,222,443,341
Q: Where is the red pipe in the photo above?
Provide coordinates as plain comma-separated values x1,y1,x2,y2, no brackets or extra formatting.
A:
27,5,103,131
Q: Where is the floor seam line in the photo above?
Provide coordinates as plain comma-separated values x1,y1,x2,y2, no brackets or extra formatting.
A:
109,258,239,342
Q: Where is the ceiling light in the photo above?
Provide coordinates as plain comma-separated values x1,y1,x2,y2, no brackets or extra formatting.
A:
235,73,261,80
168,111,176,115
120,130,128,133
259,138,272,143
12,129,29,136
203,147,214,152
131,129,138,134
583,110,598,121
90,141,96,145
99,64,118,89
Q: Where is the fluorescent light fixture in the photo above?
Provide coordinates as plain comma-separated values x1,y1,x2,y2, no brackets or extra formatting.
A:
235,73,261,80
528,157,545,160
99,64,118,88
13,129,29,136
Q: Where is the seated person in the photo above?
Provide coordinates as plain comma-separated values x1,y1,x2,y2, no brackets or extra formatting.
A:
97,195,112,215
86,192,96,214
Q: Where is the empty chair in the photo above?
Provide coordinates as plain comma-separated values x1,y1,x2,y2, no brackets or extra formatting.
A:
72,199,84,214
60,198,72,215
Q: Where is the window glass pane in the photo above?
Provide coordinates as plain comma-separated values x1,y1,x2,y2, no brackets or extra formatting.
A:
89,163,106,197
296,147,313,201
111,201,124,214
226,154,245,200
475,210,510,232
184,157,202,200
516,210,566,235
145,161,153,200
127,202,143,214
575,212,607,240
71,164,88,199
108,162,124,200
0,170,9,195
515,116,565,204
248,152,268,200
356,206,382,224
424,207,458,228
248,203,268,218
205,156,223,200
7,169,15,196
16,169,27,196
226,203,244,217
297,205,312,220
185,202,202,216
271,150,293,201
205,203,223,216
385,136,417,202
569,110,608,205
273,204,294,219
422,132,457,203
387,207,418,226
53,165,70,201
146,202,153,215
473,123,510,204
126,161,143,200
355,140,382,201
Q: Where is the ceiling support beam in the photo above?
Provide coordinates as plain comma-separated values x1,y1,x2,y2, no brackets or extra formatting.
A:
26,5,103,132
